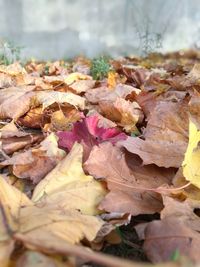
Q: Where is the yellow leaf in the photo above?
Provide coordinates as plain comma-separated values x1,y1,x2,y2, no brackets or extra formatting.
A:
32,143,107,215
182,120,200,188
64,72,91,85
0,175,105,255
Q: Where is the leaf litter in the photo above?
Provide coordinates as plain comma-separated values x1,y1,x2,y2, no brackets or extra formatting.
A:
1,51,200,266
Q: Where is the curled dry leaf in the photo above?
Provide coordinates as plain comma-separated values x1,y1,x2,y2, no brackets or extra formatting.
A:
70,79,95,93
0,133,66,183
119,100,188,168
57,116,127,160
35,91,85,110
0,86,35,120
85,142,175,215
85,84,140,104
0,175,105,265
99,97,143,132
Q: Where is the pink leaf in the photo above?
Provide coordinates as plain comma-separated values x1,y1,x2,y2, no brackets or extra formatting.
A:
57,115,127,152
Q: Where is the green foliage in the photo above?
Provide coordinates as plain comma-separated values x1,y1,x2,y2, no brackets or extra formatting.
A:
90,56,112,80
0,40,23,65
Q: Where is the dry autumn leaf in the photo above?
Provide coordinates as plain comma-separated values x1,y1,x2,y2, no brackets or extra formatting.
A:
99,97,143,132
85,142,175,215
119,100,188,168
32,142,107,215
0,133,66,183
0,174,105,266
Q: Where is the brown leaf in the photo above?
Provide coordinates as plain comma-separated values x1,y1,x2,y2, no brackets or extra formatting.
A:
70,79,95,93
0,86,35,120
119,100,188,168
99,98,143,132
85,84,140,104
85,142,174,215
143,218,200,263
0,134,65,183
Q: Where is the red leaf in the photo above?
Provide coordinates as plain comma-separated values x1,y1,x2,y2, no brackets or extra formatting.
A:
57,115,127,152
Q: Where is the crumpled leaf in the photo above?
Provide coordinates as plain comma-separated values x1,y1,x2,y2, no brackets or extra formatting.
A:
119,101,188,168
0,121,43,156
182,120,200,188
0,86,35,120
32,142,107,215
35,91,85,110
0,174,105,264
57,115,127,155
99,97,143,132
0,133,66,183
85,84,140,104
70,79,95,93
85,142,175,215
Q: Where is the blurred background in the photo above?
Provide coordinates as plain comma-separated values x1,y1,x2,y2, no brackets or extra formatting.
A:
0,0,200,60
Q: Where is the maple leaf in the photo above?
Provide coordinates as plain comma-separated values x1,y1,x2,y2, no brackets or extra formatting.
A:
32,142,107,215
84,142,175,215
57,115,127,153
0,172,105,266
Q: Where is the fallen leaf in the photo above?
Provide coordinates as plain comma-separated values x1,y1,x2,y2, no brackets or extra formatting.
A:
85,142,174,215
35,91,85,110
57,116,127,158
99,97,143,132
161,196,200,232
0,175,105,257
85,84,140,104
0,133,66,183
143,218,200,263
16,251,74,267
70,79,95,93
182,120,200,188
32,142,107,215
119,101,188,168
0,86,35,120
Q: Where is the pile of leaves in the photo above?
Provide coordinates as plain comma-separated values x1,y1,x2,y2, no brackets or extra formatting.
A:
1,51,200,267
